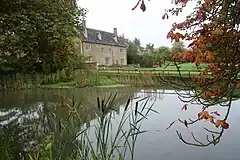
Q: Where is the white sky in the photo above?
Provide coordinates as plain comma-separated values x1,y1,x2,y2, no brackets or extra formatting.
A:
78,0,196,48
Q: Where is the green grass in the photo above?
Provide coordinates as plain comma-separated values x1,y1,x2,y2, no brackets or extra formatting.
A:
41,76,125,89
133,62,208,71
104,62,209,72
95,84,129,88
160,62,208,71
41,81,76,89
98,62,211,80
97,76,120,86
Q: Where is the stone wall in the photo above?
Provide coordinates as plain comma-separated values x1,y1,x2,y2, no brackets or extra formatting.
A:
82,42,127,66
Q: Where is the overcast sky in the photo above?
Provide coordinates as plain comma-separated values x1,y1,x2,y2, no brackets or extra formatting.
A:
78,0,195,48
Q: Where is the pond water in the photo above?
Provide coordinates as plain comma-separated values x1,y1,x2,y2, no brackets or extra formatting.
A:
0,87,240,160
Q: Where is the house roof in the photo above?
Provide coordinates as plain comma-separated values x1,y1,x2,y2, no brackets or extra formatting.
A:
82,28,128,47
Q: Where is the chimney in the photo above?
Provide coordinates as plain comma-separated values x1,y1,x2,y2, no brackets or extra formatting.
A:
113,28,117,36
82,19,86,29
82,19,87,38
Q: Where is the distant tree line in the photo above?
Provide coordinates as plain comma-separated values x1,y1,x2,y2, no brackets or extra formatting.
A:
126,38,187,67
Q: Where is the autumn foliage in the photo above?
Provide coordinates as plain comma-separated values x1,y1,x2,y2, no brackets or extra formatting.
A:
132,0,239,145
132,0,240,97
163,0,240,103
198,110,229,129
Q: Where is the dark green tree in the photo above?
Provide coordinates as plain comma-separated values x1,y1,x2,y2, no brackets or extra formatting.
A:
127,41,141,64
139,55,154,67
171,41,186,53
0,0,85,74
145,43,155,54
133,37,141,46
154,46,171,61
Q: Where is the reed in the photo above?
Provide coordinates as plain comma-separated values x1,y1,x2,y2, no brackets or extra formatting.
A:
25,93,157,160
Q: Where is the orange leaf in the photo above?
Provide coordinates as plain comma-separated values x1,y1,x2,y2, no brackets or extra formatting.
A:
174,32,184,42
215,120,229,129
198,111,209,119
221,121,229,129
167,31,173,39
215,120,222,128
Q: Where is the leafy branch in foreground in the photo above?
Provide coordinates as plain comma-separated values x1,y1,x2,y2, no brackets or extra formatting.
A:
164,84,235,147
132,0,240,147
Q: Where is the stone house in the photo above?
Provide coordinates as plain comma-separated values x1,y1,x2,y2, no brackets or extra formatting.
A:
80,20,128,66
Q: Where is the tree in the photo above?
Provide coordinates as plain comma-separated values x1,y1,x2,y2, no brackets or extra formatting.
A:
127,43,139,56
139,54,154,67
171,41,186,53
154,46,171,61
133,37,141,46
132,0,240,147
145,43,155,54
127,43,141,64
0,0,85,74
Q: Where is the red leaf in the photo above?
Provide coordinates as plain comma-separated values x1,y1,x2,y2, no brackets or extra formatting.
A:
222,122,229,129
140,0,146,12
211,111,220,116
181,104,188,111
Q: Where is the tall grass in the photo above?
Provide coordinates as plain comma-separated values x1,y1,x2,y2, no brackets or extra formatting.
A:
25,93,157,160
0,69,74,91
100,72,165,87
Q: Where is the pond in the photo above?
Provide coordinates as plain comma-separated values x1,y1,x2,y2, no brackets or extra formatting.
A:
0,87,240,160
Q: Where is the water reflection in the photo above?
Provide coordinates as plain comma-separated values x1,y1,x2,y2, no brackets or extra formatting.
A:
0,87,240,159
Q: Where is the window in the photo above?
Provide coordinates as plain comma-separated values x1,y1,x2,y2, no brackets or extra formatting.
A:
101,48,104,53
120,48,123,52
86,44,91,50
121,58,124,65
109,48,112,53
105,57,110,65
88,56,92,61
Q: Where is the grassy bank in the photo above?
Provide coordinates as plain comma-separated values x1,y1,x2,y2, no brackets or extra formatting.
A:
41,73,127,89
0,62,220,91
0,68,198,91
0,69,75,91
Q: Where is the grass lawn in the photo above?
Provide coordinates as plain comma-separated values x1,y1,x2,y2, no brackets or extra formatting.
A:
160,62,208,71
104,62,209,71
41,81,76,89
100,62,209,76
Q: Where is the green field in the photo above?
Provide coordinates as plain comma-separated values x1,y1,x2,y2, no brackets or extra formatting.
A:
99,62,240,80
103,62,208,71
159,62,208,71
99,62,209,77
